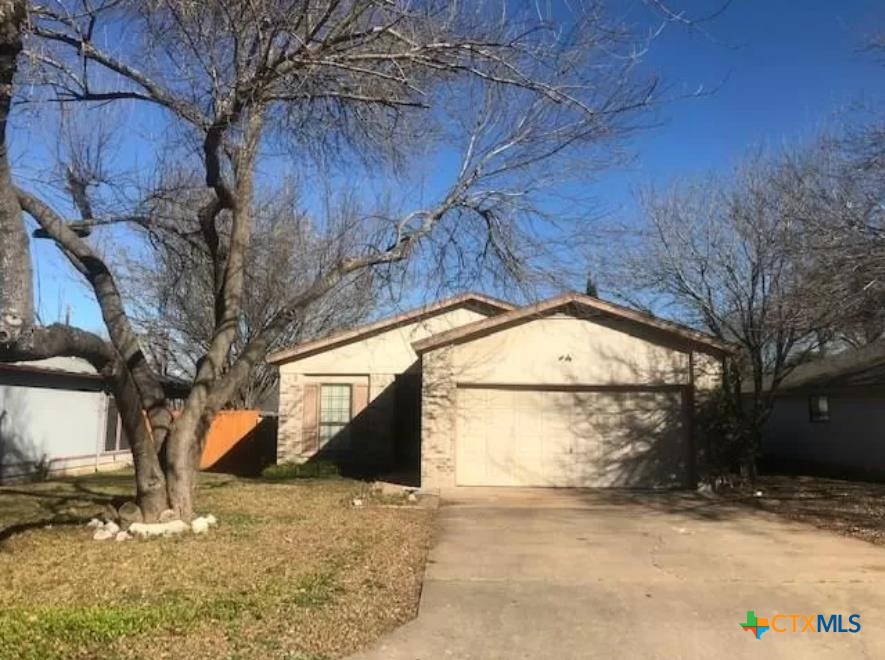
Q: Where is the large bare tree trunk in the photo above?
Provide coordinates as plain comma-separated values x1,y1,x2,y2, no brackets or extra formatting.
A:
164,411,208,520
110,365,169,521
0,1,31,345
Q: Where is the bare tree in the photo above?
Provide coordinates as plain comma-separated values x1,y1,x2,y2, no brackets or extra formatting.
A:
605,124,885,475
121,179,375,409
605,155,828,474
774,124,885,348
0,0,666,519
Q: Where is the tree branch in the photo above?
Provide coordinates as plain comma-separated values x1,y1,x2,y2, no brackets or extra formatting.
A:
0,323,113,372
30,25,211,129
15,186,173,445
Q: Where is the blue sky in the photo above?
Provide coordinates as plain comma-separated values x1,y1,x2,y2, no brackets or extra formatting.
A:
597,0,884,212
17,0,885,330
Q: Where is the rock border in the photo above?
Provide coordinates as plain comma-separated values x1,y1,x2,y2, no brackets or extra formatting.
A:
88,513,218,541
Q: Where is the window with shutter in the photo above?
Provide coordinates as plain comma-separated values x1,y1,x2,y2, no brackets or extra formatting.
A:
319,384,352,447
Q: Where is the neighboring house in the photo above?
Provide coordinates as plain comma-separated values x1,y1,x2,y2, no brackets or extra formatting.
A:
270,292,730,489
0,357,187,481
761,342,885,479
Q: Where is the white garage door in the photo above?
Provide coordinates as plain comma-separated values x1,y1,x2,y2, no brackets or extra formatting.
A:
454,387,688,488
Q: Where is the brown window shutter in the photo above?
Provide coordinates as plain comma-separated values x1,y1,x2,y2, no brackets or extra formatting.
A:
350,384,369,446
302,384,319,455
352,384,369,418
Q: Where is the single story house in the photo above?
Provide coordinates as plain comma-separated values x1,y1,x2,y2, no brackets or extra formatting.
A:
761,341,885,479
270,292,730,490
0,357,187,481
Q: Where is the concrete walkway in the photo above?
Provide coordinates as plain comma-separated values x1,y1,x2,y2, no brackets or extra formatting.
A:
350,487,885,659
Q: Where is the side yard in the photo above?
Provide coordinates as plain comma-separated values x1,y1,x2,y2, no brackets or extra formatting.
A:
723,474,885,545
0,471,433,660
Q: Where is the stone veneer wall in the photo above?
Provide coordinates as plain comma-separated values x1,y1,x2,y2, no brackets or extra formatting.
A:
277,371,304,462
420,347,457,489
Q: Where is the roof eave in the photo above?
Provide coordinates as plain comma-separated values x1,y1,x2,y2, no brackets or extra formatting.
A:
412,293,735,356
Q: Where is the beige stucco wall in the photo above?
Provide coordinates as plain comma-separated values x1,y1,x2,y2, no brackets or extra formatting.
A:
421,314,721,489
692,352,723,391
276,307,490,464
762,393,885,476
449,315,692,386
280,307,488,375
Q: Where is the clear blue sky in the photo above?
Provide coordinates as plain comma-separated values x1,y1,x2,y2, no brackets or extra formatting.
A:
597,0,884,213
18,0,885,330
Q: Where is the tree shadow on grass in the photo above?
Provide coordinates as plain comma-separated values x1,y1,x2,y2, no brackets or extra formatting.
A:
0,469,246,545
571,476,885,543
720,475,885,544
0,473,132,545
0,516,92,545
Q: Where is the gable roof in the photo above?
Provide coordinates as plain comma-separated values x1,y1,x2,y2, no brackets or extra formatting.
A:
772,341,885,393
267,292,515,365
411,293,734,356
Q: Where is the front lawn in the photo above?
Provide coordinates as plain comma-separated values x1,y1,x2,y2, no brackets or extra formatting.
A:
0,471,433,660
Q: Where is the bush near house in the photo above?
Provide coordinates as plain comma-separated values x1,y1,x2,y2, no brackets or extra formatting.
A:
0,471,432,660
261,460,340,480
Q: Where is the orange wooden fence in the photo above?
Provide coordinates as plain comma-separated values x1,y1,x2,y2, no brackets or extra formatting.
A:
200,410,262,469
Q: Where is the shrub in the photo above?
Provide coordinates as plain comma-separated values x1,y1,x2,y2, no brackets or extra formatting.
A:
29,455,51,483
261,461,339,480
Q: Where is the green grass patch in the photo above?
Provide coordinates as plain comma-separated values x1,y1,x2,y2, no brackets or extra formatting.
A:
283,571,343,608
0,603,196,659
0,572,342,660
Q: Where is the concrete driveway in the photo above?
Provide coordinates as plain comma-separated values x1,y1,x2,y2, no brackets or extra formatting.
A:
351,487,885,659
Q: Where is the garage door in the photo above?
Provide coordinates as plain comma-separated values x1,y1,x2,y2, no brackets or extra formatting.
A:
454,387,688,488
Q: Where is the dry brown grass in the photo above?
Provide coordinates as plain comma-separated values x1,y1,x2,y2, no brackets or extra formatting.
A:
725,474,885,545
0,471,433,660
